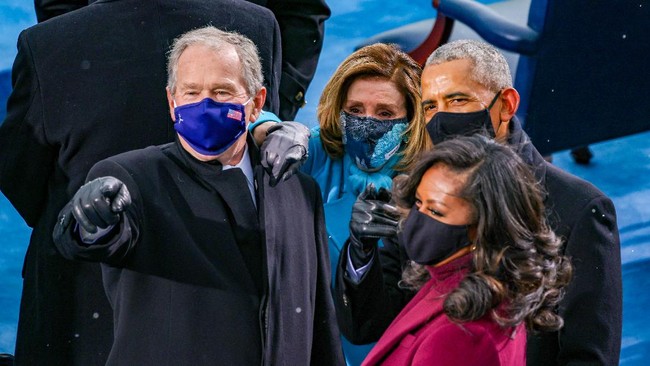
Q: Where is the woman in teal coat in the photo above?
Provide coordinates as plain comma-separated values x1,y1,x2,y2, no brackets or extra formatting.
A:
301,43,429,365
254,43,428,365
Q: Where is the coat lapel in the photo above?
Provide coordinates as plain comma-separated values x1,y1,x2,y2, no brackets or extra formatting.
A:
364,280,445,364
365,257,472,364
208,168,258,228
162,139,262,292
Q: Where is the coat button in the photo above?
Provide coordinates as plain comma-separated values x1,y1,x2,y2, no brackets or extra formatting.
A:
342,294,349,307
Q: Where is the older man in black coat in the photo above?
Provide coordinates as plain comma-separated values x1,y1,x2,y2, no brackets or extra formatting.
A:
0,1,281,364
53,26,343,365
335,40,622,366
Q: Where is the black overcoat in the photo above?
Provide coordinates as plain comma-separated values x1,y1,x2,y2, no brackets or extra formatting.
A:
54,139,344,365
34,0,330,121
334,118,622,366
247,0,330,120
0,0,281,364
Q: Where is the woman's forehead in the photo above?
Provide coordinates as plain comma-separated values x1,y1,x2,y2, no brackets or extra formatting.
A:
417,164,468,199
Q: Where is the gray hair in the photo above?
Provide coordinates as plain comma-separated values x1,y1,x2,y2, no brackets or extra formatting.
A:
166,26,263,97
425,40,512,92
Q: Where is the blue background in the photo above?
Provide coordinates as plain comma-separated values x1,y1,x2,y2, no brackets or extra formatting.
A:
1,0,648,363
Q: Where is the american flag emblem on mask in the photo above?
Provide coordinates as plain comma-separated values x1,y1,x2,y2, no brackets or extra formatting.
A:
227,109,243,120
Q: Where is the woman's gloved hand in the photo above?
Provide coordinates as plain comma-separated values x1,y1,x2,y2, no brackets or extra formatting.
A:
348,184,399,267
260,121,310,187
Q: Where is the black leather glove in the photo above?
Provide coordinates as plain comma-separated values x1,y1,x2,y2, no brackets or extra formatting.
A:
260,121,310,187
60,176,131,243
348,184,399,268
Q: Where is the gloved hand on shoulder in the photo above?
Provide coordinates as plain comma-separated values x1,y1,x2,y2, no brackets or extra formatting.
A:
260,121,310,187
348,183,399,268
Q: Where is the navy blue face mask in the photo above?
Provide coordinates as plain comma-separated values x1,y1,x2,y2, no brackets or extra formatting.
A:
340,111,408,172
399,206,472,266
173,97,250,156
426,91,501,145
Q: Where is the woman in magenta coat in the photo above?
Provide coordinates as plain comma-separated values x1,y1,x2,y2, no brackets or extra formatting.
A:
361,136,573,365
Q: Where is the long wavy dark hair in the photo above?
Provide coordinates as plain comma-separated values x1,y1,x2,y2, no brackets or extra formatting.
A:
395,135,572,332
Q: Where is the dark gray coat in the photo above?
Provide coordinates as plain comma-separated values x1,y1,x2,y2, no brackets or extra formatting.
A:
0,1,281,364
54,140,344,365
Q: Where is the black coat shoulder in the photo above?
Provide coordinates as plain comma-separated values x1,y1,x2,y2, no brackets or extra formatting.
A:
542,162,612,236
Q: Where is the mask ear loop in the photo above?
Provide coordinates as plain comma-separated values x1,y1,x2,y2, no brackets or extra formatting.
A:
486,90,502,110
486,90,503,136
242,96,257,121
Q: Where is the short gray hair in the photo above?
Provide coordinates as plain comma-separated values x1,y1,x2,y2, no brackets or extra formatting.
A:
166,26,263,97
425,40,512,92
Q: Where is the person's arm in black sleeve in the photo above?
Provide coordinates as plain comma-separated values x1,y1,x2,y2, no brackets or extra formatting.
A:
34,0,88,23
376,235,417,326
53,160,141,265
264,0,331,120
334,184,415,343
335,234,415,344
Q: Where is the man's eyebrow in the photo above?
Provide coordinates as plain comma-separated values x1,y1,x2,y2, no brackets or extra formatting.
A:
444,92,472,99
178,81,201,89
422,91,474,107
178,81,239,90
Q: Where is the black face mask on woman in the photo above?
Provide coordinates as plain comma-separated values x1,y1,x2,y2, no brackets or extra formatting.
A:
426,91,501,145
398,206,472,266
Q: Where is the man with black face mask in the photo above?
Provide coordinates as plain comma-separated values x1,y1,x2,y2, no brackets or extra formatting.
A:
333,40,622,366
425,90,501,145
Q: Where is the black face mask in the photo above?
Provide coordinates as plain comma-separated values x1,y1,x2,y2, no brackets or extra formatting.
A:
426,92,501,145
399,207,471,266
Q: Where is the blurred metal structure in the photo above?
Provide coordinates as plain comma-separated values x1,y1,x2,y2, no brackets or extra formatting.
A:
434,0,650,154
359,0,650,155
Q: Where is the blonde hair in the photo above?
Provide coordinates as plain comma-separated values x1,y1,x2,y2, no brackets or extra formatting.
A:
317,43,430,171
